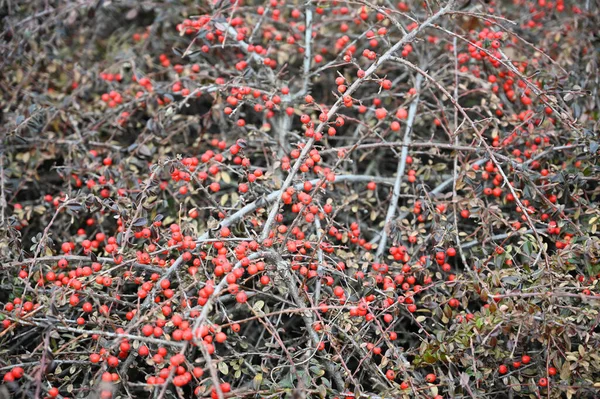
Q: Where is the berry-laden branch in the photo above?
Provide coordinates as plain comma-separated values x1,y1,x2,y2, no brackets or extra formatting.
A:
259,0,457,242
389,55,550,268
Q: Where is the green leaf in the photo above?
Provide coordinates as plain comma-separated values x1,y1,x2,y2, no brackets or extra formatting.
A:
253,300,265,312
253,373,263,390
279,373,294,388
510,376,521,392
317,385,327,398
423,351,436,364
218,362,229,375
561,361,571,381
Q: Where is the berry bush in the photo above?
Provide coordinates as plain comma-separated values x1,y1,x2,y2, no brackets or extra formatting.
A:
1,0,600,398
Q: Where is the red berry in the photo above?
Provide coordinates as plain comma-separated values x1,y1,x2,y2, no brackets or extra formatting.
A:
375,108,388,120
